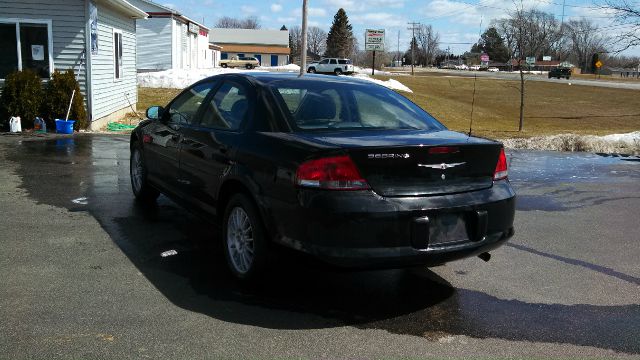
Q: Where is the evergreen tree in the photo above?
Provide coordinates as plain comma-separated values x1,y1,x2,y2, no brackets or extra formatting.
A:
403,37,420,65
325,8,355,58
471,27,509,62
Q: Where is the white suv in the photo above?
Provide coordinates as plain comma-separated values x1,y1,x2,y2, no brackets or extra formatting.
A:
306,58,354,75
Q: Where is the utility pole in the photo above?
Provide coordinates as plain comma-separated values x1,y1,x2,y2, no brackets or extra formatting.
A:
407,22,420,75
397,30,400,67
299,0,308,76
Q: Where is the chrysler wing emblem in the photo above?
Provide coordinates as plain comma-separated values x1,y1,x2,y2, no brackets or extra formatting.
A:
417,162,466,170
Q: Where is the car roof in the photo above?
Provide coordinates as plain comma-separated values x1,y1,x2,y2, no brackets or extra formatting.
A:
217,72,376,87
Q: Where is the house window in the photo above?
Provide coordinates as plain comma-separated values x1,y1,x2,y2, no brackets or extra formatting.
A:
0,19,53,79
113,30,123,80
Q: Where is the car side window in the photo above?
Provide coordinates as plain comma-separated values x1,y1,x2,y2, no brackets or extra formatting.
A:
319,59,329,64
330,59,337,64
165,82,214,125
200,81,250,130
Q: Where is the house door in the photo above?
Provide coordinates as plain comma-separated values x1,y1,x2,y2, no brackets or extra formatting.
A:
254,54,261,65
271,55,278,66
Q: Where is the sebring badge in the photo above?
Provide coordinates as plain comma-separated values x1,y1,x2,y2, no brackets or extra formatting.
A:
368,153,410,159
417,162,466,169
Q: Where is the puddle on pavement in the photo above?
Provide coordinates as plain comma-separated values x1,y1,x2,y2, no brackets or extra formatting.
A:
5,135,640,355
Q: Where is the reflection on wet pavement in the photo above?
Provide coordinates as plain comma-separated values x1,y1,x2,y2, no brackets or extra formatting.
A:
7,135,640,354
509,150,640,212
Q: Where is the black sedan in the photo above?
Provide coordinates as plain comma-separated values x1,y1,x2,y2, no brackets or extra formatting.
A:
130,73,515,281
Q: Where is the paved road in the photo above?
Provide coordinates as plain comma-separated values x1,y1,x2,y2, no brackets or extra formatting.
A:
1,134,639,358
391,68,640,90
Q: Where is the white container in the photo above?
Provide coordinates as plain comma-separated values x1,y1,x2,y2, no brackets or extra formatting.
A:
9,116,22,133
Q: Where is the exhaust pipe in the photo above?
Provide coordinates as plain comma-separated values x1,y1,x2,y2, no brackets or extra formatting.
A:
478,252,491,262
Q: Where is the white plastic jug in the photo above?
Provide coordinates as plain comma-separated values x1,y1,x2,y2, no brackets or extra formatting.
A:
9,116,22,133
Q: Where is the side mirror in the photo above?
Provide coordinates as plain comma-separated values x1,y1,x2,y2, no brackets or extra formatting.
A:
146,106,163,120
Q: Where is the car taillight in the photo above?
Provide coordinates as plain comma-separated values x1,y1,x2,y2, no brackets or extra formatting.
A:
493,148,508,181
296,155,369,190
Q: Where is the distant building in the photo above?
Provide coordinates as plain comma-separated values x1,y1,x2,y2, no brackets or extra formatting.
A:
127,0,216,71
210,28,290,67
1,0,147,130
608,67,640,78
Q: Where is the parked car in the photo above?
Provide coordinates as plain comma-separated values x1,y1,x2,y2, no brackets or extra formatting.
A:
306,58,354,75
455,64,469,70
548,67,571,79
130,73,516,281
487,67,499,72
220,56,260,69
469,65,481,71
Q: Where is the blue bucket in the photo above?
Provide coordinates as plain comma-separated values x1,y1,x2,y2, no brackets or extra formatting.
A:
55,119,75,134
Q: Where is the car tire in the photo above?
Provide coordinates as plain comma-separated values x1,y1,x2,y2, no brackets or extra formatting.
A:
130,143,160,203
246,64,253,69
222,193,269,281
221,63,228,68
334,68,343,76
307,67,316,73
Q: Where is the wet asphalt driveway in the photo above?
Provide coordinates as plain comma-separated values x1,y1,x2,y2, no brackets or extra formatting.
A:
1,134,639,359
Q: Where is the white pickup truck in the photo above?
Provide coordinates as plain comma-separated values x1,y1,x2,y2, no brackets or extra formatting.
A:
306,58,354,75
220,56,260,69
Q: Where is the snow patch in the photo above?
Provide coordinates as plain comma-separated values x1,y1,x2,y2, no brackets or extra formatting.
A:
502,131,640,155
262,64,301,72
137,68,262,89
354,66,393,76
137,66,413,93
352,73,413,93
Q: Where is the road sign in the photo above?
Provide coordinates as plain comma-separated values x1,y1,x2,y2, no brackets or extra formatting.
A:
365,29,385,51
595,60,603,68
526,57,536,65
543,55,551,61
480,54,489,62
365,43,384,51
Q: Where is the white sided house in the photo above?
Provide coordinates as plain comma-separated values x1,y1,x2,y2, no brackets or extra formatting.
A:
0,0,147,130
127,0,216,71
210,28,290,67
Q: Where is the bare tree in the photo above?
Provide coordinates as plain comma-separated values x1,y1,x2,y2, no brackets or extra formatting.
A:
289,26,303,64
215,16,261,29
565,19,608,72
307,26,327,57
495,10,562,61
415,24,440,66
601,0,640,51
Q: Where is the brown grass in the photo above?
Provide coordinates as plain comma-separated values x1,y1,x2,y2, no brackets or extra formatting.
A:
376,75,640,139
137,87,181,112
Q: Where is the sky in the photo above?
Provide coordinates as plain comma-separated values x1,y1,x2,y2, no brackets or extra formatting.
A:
160,0,639,56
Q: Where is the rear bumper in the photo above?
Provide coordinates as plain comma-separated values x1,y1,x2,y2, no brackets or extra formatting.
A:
266,181,516,268
287,227,513,268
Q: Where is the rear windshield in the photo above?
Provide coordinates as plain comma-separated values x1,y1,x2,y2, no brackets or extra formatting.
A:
270,79,446,131
338,59,352,64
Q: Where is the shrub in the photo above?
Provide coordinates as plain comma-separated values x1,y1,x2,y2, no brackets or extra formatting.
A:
0,69,44,130
42,70,87,130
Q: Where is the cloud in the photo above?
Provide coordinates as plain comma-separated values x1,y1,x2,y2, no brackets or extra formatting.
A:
350,12,407,27
277,16,297,24
290,7,327,17
240,5,257,15
271,3,283,13
322,0,405,12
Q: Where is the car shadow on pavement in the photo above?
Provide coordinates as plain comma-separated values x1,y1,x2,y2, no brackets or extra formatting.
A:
111,187,640,355
8,135,640,355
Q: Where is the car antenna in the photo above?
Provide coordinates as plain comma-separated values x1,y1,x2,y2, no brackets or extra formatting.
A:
468,72,478,137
